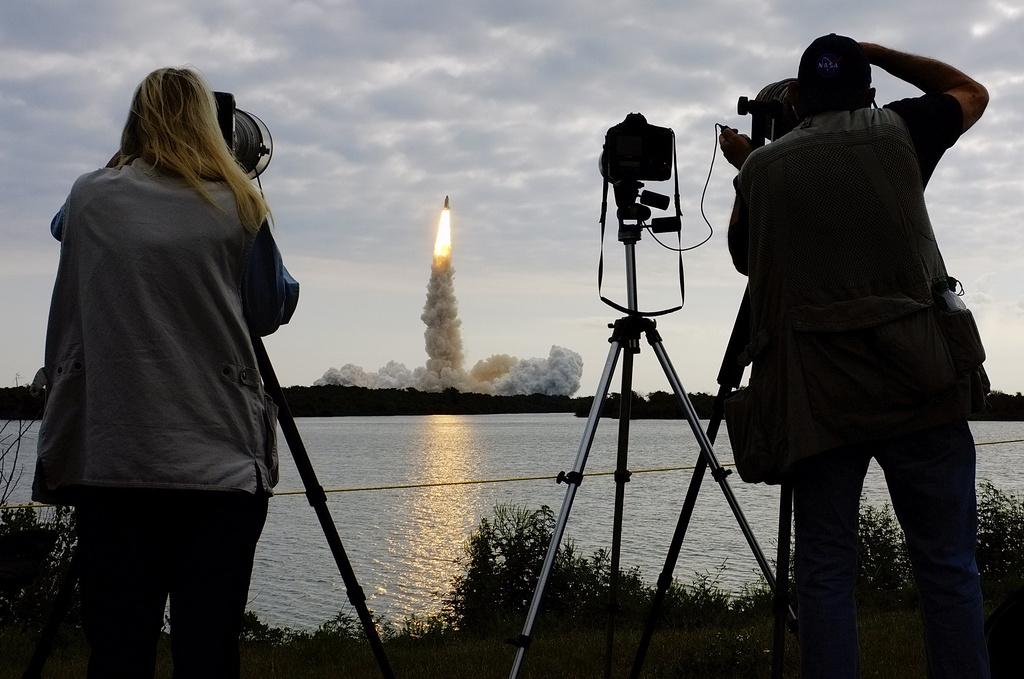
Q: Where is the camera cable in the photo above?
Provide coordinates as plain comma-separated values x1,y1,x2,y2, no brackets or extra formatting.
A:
644,123,725,254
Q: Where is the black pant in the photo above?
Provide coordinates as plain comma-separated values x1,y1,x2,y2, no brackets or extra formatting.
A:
75,488,268,679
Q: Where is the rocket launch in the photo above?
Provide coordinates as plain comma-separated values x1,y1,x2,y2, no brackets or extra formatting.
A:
419,196,467,390
316,196,584,396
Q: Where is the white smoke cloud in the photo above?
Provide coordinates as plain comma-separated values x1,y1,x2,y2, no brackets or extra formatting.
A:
315,346,583,396
490,346,584,396
316,361,417,390
315,212,584,396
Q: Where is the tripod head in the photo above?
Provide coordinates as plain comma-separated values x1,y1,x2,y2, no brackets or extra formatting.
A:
612,180,679,244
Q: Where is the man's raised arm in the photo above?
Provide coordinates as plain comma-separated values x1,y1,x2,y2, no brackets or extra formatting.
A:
859,43,989,132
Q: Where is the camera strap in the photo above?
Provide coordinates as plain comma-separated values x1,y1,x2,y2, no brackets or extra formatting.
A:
597,147,685,318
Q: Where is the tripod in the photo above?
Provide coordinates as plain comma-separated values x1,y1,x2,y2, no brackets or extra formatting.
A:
507,223,794,679
23,337,395,679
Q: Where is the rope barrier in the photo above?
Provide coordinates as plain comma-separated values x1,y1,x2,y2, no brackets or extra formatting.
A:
3,438,1023,512
272,463,708,498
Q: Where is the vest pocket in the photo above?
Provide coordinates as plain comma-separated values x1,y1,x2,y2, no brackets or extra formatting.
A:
934,307,985,375
36,353,86,486
724,382,785,484
793,305,957,426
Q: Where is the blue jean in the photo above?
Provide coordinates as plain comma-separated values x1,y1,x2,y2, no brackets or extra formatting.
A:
792,419,990,679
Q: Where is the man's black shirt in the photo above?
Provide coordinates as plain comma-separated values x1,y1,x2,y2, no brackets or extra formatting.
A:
885,92,964,185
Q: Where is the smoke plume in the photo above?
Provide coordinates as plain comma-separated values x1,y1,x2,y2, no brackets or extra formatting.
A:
418,254,467,390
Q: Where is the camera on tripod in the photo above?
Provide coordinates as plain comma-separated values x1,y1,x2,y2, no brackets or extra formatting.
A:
214,91,274,178
600,113,680,234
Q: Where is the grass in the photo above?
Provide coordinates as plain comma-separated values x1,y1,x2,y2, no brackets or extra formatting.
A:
20,580,1024,679
2,580,1019,677
0,612,923,679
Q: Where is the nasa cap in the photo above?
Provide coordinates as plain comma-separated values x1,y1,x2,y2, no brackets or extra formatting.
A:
798,33,871,91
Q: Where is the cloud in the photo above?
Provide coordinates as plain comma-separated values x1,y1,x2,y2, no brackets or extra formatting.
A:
2,0,1023,393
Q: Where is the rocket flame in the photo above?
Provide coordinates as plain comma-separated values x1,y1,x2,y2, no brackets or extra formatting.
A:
433,208,452,260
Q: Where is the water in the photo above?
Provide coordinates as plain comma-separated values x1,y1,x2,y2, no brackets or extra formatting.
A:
4,415,1024,629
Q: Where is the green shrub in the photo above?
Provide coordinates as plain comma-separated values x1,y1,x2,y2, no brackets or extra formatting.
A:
240,609,293,645
976,481,1024,579
0,505,78,628
853,483,1024,591
441,503,782,636
659,567,734,629
442,504,615,633
857,503,912,590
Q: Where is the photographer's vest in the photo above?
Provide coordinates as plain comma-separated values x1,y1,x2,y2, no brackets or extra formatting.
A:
33,160,278,502
726,107,975,483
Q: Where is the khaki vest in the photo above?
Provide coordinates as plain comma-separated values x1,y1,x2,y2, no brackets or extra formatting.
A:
725,108,976,483
33,160,278,502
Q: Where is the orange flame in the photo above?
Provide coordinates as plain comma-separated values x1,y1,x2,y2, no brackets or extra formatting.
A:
433,208,452,259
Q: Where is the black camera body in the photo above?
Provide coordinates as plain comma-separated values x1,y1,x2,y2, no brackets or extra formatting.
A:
214,91,273,179
601,113,673,184
599,113,679,235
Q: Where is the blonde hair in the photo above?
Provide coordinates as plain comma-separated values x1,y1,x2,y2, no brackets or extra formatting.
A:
119,67,269,233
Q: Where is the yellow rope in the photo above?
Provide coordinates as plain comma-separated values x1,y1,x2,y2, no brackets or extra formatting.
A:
272,464,705,498
3,438,1022,511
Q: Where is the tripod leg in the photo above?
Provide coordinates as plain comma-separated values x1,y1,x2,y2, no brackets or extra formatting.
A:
604,347,637,679
628,453,710,679
771,482,794,679
648,338,779,587
629,382,732,678
508,339,624,679
22,547,80,679
253,338,395,679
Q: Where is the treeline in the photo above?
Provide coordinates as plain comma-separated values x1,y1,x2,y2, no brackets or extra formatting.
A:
0,383,716,419
573,390,716,420
0,384,583,419
4,384,1024,420
279,385,583,416
578,389,1024,422
970,391,1024,420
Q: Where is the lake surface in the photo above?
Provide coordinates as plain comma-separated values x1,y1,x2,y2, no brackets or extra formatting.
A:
5,415,1024,630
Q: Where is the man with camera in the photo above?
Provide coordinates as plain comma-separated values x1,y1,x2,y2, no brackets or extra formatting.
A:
720,35,990,678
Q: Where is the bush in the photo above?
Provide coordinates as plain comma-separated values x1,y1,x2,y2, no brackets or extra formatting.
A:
976,481,1024,580
441,503,783,637
660,567,736,629
442,504,595,633
857,503,912,590
0,505,78,628
239,609,292,645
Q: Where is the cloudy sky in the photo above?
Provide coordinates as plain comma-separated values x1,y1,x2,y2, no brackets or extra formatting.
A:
2,0,1022,396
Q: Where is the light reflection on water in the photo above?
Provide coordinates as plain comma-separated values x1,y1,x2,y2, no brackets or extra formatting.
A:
387,416,485,614
6,416,1024,629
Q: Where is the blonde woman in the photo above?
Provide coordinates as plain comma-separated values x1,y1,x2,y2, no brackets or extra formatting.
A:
33,67,298,678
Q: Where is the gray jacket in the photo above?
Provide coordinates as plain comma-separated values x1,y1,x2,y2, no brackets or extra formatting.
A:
33,160,279,502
